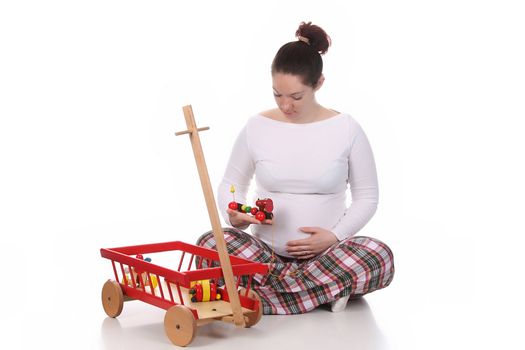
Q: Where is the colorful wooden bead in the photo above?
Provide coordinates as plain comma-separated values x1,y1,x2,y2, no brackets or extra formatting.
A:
255,211,266,221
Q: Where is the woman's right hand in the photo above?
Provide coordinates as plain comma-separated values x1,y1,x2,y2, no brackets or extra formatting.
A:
227,208,273,228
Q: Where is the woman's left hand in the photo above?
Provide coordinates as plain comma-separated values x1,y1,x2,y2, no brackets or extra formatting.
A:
286,227,339,259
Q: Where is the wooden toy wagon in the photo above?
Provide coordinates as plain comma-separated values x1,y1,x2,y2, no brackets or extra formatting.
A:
100,105,269,346
100,241,268,346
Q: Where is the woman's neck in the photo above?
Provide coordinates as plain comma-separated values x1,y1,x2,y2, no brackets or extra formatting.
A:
261,104,339,124
284,104,337,124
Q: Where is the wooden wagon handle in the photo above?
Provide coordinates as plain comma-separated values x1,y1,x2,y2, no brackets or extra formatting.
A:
176,105,246,328
174,126,210,136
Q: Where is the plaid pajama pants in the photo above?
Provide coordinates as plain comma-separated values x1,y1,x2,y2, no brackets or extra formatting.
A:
196,227,395,315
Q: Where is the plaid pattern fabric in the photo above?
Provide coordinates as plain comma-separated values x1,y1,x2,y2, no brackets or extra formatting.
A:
196,228,394,315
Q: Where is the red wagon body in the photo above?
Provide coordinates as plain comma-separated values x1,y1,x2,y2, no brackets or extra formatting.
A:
100,240,268,346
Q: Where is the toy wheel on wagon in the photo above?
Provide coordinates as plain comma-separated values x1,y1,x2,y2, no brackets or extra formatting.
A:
101,280,124,318
239,287,263,327
164,305,197,347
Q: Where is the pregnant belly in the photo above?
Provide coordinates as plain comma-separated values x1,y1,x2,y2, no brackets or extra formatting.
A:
250,193,346,257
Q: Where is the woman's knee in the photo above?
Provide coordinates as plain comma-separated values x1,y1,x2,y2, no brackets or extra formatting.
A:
195,227,273,263
343,236,393,256
195,230,215,248
367,237,395,267
351,236,395,285
333,236,395,273
195,227,248,249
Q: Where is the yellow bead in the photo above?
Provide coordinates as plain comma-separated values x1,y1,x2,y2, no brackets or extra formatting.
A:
150,275,158,289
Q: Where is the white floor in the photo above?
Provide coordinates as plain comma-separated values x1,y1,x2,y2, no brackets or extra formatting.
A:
3,224,523,350
100,296,389,350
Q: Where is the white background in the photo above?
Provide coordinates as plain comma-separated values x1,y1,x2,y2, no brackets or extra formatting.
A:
1,1,524,349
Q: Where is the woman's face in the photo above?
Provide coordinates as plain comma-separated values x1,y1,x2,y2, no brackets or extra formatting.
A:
272,73,319,120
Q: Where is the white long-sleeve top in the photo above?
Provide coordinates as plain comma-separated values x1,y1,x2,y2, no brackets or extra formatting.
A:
218,113,378,257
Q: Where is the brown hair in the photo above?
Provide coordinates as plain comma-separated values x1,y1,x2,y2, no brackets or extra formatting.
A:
271,22,332,87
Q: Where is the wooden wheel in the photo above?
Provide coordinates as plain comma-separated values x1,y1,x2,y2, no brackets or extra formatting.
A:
101,280,124,318
164,305,197,347
239,287,263,327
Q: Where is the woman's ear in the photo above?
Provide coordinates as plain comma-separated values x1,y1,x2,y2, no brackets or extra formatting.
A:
314,74,325,91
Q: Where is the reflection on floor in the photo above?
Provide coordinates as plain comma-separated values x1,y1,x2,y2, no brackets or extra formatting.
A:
100,297,388,349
